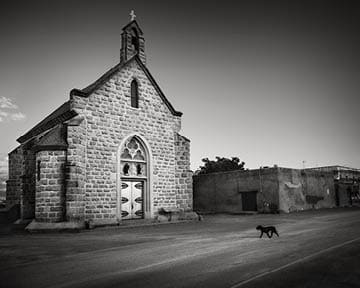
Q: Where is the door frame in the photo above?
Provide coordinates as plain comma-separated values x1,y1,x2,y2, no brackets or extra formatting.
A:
116,133,153,221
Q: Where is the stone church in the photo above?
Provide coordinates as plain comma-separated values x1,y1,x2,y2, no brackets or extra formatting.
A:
6,19,193,228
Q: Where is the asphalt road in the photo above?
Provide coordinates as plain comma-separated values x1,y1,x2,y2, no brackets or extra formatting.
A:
236,239,360,288
1,208,360,288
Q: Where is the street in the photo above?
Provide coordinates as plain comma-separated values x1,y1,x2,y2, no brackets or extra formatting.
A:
1,208,360,288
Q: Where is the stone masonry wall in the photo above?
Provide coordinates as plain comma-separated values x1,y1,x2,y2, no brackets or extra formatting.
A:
35,150,66,222
22,148,36,219
6,146,24,209
65,122,86,222
70,60,189,221
175,133,192,210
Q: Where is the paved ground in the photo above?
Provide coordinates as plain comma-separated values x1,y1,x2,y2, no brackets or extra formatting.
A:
1,208,360,288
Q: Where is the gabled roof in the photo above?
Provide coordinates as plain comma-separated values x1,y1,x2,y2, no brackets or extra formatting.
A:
122,20,144,35
70,55,183,116
17,101,77,144
18,55,182,144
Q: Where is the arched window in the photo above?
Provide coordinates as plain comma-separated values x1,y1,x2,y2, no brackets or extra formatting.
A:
120,136,147,178
131,28,140,53
131,79,139,108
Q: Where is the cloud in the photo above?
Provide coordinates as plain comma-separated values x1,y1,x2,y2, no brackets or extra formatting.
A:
0,96,18,109
0,156,7,182
10,112,26,121
0,111,8,121
0,156,7,170
0,97,26,122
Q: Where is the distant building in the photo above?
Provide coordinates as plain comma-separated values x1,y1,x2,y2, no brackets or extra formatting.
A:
6,19,192,227
0,166,7,200
0,180,5,200
306,166,360,207
193,165,359,214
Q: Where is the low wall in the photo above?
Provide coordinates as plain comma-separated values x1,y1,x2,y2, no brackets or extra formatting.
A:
193,168,279,214
194,167,337,214
278,168,336,212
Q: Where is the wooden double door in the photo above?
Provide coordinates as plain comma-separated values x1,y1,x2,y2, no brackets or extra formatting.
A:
121,181,144,219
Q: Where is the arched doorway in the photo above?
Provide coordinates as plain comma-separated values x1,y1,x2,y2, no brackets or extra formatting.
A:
118,135,152,220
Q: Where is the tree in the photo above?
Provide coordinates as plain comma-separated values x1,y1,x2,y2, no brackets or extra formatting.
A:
198,157,245,174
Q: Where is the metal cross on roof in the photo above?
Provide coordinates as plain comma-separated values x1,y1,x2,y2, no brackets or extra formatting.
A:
130,10,136,21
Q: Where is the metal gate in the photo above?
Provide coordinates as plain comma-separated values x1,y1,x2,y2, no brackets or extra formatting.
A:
121,181,144,219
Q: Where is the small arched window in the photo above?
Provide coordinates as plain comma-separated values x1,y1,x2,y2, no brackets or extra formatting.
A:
131,79,139,108
37,160,41,181
131,28,140,53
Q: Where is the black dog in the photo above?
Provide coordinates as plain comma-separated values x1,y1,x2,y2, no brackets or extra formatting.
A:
256,225,279,238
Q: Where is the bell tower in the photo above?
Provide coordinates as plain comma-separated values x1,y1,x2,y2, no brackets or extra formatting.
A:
120,11,146,65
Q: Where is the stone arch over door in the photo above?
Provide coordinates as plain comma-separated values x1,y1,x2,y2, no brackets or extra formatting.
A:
117,134,153,220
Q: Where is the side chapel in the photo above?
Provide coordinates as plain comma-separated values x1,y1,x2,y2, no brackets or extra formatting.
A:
6,17,193,227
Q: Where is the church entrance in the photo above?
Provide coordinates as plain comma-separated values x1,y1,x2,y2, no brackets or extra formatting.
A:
119,135,150,220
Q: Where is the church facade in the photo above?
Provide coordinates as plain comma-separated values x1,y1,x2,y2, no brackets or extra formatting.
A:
6,20,193,226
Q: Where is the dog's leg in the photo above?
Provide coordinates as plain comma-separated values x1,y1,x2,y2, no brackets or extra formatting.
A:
259,231,263,238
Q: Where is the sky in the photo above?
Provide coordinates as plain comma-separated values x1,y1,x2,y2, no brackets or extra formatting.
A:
0,0,360,176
